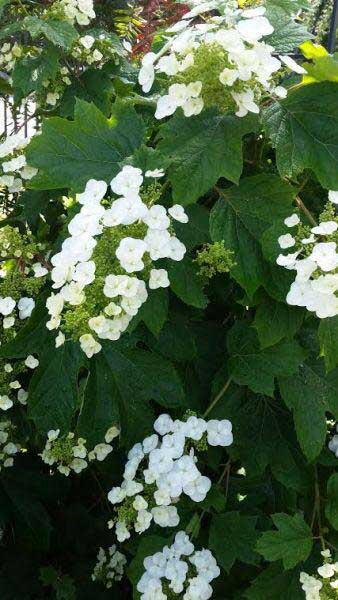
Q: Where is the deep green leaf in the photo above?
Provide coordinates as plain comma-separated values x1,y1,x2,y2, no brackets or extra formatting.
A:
28,341,85,433
245,562,303,600
210,175,296,296
0,0,9,16
279,361,338,461
256,513,313,569
2,475,52,551
27,99,145,191
79,344,186,446
158,109,257,204
77,351,120,448
166,257,208,308
59,69,114,117
23,16,78,49
149,320,197,362
262,82,338,189
254,297,304,348
266,6,311,53
227,321,304,396
209,512,259,572
173,204,210,250
134,288,168,337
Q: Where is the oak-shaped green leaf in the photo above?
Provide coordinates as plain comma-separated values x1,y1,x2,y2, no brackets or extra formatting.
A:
210,175,295,296
256,513,313,569
262,82,338,189
158,109,257,204
23,16,78,49
227,321,304,396
254,297,304,348
266,6,311,53
28,341,86,433
209,379,308,486
209,512,259,572
27,99,145,191
279,361,338,461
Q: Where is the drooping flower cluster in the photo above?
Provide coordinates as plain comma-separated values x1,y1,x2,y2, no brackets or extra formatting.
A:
0,133,37,194
107,413,233,542
300,550,338,599
0,420,21,471
46,169,188,358
277,192,338,318
40,425,119,476
91,545,127,588
138,1,302,119
137,531,220,600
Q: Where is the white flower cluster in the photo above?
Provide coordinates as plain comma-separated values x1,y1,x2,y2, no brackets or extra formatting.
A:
300,550,338,599
0,359,32,412
46,169,188,358
107,413,233,542
137,531,220,600
91,545,127,588
71,33,122,67
277,192,338,319
44,65,72,106
40,425,119,476
0,420,20,470
138,2,300,120
0,132,37,194
0,294,36,331
57,0,95,25
0,42,22,74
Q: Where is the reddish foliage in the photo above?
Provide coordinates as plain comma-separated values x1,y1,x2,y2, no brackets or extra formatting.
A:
132,0,190,55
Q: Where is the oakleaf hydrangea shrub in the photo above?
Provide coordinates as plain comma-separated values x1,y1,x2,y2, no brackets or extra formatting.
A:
0,0,337,598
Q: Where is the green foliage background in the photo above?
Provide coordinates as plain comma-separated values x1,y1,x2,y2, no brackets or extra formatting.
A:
0,0,337,598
